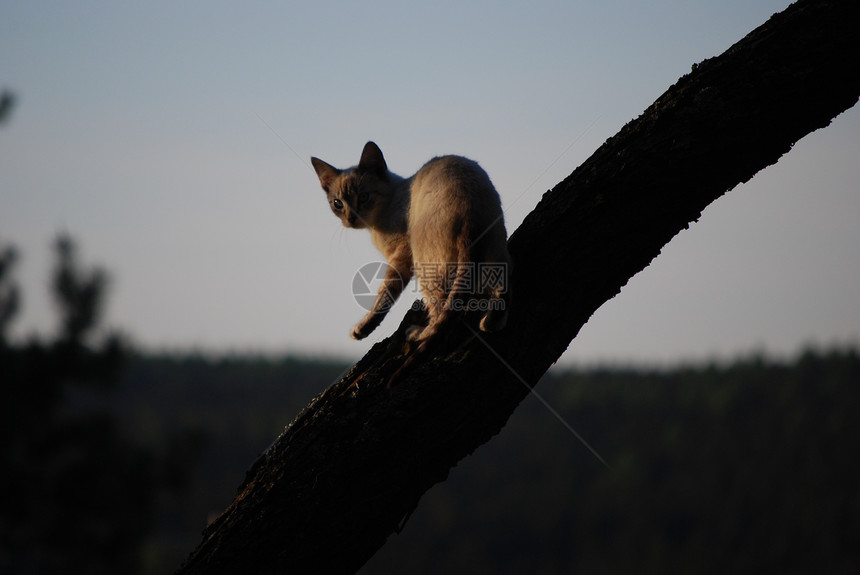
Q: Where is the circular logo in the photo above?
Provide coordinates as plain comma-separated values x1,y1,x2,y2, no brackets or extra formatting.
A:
352,261,402,312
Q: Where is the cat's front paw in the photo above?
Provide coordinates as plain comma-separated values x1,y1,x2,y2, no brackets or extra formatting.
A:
351,324,368,340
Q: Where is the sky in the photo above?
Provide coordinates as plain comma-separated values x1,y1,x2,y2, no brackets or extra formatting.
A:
1,0,858,366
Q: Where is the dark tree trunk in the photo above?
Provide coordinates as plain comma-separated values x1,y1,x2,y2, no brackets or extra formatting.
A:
177,1,859,573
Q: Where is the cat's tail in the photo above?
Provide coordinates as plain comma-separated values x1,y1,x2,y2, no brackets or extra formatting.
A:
435,221,475,340
479,263,510,332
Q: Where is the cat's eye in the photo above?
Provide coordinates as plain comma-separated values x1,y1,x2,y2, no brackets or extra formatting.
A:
358,192,369,203
332,198,344,210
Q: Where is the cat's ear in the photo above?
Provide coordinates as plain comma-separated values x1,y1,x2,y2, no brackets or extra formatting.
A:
358,141,388,177
311,157,340,192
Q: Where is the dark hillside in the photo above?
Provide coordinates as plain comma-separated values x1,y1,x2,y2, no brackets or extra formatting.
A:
363,348,860,574
110,354,349,573
108,348,859,574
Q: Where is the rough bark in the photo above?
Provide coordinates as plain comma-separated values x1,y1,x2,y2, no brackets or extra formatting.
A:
177,1,859,573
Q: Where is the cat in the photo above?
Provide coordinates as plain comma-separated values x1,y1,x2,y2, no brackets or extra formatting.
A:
311,141,511,356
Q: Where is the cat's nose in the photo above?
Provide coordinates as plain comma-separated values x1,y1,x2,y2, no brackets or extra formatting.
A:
347,213,357,226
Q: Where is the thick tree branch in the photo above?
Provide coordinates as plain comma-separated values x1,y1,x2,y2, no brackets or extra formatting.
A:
177,1,859,573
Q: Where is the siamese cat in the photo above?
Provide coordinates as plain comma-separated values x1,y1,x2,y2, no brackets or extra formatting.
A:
311,141,510,356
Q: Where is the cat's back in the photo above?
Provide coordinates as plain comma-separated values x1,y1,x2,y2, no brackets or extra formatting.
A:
409,155,501,223
408,154,505,265
412,155,491,198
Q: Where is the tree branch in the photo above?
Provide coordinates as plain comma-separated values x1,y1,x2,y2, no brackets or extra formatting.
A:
177,1,859,572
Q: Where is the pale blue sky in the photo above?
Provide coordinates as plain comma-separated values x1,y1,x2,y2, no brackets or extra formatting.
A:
2,0,858,365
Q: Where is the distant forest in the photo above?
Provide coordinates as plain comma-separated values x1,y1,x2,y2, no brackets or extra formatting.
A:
117,347,860,574
2,237,858,573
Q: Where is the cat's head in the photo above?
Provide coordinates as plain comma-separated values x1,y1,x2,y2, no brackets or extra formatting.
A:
311,141,391,230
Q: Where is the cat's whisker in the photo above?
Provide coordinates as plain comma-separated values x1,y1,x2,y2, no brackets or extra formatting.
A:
465,323,612,470
254,112,311,170
471,114,603,247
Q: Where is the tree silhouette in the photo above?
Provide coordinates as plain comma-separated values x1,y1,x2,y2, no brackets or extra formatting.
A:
177,1,859,573
0,245,20,343
1,235,159,574
53,235,110,345
0,90,15,126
